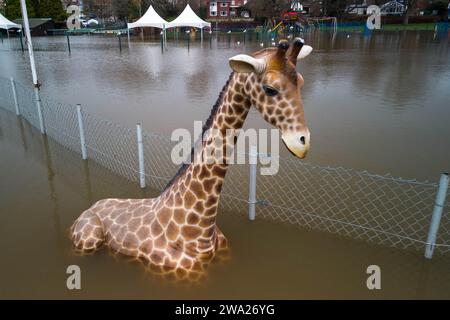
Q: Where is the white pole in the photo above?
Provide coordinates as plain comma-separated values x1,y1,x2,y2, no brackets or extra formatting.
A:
10,77,20,116
163,24,167,50
136,124,146,188
201,27,203,43
19,0,38,87
76,104,88,160
425,173,449,259
20,0,45,134
248,145,257,220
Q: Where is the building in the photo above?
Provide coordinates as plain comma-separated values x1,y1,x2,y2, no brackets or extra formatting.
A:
380,0,406,16
207,0,250,20
292,0,323,17
13,18,54,36
345,0,409,16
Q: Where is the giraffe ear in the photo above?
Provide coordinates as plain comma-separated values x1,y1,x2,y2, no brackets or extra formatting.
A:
229,54,266,74
297,45,313,60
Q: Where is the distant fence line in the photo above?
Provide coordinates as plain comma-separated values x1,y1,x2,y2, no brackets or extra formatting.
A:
0,76,449,258
2,21,449,54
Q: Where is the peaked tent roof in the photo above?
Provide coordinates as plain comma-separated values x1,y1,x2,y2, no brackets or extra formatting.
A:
167,4,211,29
0,13,22,30
127,5,168,29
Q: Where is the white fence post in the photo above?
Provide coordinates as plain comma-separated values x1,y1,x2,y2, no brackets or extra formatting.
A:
10,77,20,116
76,104,87,160
248,145,258,220
34,88,45,134
425,172,449,259
136,124,146,188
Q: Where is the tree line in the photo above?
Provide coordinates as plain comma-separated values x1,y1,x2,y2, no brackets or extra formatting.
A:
79,0,205,22
245,0,449,24
3,0,66,22
2,0,447,25
1,0,185,23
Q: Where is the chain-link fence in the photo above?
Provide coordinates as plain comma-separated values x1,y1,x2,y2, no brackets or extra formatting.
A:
0,76,449,257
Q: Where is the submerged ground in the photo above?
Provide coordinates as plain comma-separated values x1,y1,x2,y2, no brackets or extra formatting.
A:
0,31,450,298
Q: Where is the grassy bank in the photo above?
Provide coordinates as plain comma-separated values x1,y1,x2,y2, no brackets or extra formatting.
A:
319,22,441,32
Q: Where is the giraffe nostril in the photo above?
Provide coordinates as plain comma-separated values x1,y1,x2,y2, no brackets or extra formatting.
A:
300,136,306,145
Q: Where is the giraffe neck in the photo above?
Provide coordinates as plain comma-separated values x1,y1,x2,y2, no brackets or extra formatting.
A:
161,72,251,235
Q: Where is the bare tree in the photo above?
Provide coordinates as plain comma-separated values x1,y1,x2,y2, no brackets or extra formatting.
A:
245,0,291,19
84,0,114,21
112,0,130,19
402,0,418,24
141,0,174,16
322,0,348,17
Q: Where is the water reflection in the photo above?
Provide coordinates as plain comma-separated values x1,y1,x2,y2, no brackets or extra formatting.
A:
83,161,94,205
17,117,28,151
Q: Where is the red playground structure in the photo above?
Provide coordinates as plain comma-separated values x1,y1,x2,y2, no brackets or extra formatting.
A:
272,0,308,32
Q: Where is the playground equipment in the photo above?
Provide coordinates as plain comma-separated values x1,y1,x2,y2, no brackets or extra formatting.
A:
271,0,307,33
269,1,338,34
282,0,303,22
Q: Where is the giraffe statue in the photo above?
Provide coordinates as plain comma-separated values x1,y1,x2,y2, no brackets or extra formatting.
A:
71,38,313,280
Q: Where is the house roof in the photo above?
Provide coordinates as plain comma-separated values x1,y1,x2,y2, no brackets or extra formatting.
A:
13,18,52,29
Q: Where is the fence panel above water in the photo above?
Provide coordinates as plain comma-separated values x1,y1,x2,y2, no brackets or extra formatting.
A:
0,76,449,256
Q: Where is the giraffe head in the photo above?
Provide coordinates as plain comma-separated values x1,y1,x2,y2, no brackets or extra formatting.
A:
229,38,313,158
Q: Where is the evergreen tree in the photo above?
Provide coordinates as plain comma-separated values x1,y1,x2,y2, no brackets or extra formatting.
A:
30,0,40,16
112,0,130,20
39,0,67,22
4,0,36,20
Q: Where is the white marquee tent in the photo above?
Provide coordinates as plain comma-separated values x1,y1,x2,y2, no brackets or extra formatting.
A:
0,12,22,30
127,5,168,29
167,4,211,29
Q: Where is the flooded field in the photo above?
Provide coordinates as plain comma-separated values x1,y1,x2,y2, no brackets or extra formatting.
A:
1,31,449,180
1,31,450,299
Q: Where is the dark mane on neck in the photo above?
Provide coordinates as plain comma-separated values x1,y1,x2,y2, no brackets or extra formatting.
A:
162,72,235,192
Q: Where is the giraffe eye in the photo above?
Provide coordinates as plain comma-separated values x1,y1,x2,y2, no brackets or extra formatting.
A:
262,85,279,97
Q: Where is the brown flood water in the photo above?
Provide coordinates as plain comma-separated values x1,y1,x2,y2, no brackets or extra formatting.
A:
1,111,450,299
1,31,450,299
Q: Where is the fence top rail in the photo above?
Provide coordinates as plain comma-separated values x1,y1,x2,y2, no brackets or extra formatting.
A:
243,151,440,188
